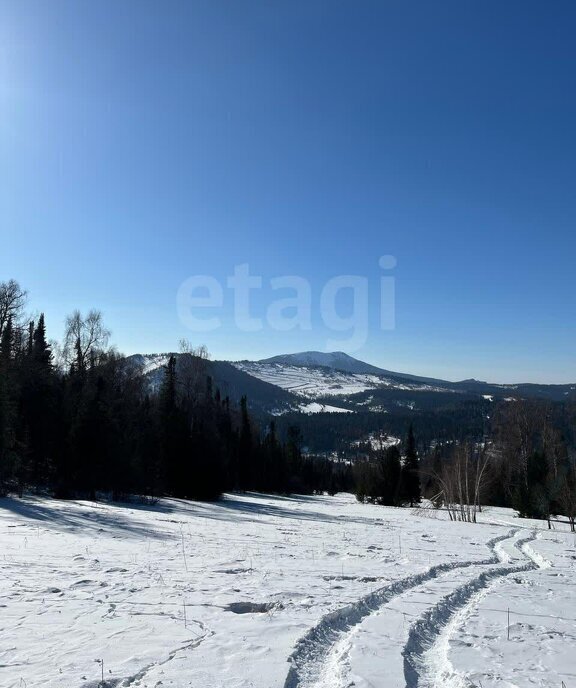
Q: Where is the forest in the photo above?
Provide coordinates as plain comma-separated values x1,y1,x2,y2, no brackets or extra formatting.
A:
2,277,576,529
0,279,350,501
354,398,576,528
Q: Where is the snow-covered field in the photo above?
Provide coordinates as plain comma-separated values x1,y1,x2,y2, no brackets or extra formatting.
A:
233,362,456,399
0,493,573,688
297,402,352,414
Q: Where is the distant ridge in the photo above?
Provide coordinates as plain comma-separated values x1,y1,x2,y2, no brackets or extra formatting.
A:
258,350,448,385
129,351,576,420
260,351,385,375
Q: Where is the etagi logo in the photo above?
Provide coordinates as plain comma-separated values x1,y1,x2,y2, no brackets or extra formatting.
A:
177,256,396,351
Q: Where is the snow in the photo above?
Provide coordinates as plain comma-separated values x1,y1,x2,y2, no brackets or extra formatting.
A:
270,402,352,416
351,433,401,451
129,353,171,377
298,402,352,414
141,355,171,376
446,512,576,688
233,362,458,399
233,362,382,397
260,351,366,371
0,494,573,688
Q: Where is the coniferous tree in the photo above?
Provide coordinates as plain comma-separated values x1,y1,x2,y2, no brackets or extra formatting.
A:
238,395,252,490
0,282,357,502
27,321,34,356
400,424,421,507
0,369,10,493
158,355,187,495
216,394,235,491
378,445,402,505
23,314,55,485
285,425,303,492
32,315,52,369
186,375,224,500
72,375,112,499
261,420,285,492
0,317,23,492
513,450,550,520
134,395,162,497
0,318,15,493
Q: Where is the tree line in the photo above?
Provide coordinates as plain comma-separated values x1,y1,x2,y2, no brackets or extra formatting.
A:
3,277,575,526
0,280,350,501
349,394,576,527
416,399,576,527
354,425,421,507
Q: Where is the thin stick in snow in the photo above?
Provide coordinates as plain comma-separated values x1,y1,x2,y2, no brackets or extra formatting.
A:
180,526,188,572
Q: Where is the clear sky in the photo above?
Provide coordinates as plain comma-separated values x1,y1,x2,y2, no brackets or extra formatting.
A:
1,0,575,383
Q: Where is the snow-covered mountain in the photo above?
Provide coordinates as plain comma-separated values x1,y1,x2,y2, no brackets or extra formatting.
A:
233,361,454,400
260,351,386,375
129,351,576,418
232,353,471,415
233,351,576,415
259,351,453,385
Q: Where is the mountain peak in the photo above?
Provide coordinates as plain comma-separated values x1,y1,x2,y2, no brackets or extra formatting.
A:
258,351,385,375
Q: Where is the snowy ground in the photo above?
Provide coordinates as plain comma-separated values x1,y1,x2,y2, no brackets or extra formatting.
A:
0,493,573,688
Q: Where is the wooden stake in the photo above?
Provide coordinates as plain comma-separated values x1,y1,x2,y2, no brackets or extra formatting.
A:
181,529,188,572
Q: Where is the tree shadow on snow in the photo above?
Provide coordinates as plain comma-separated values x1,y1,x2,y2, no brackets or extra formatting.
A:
154,492,381,526
0,491,380,537
0,496,171,540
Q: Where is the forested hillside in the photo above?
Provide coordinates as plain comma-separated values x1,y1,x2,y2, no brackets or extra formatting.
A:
0,280,349,500
2,278,576,528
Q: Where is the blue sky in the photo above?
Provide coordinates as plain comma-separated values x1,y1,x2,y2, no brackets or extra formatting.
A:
1,0,575,383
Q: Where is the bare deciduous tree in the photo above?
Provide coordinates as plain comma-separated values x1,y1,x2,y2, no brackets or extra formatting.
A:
0,280,27,337
492,400,547,496
557,453,576,532
428,442,492,523
63,309,111,369
178,339,210,404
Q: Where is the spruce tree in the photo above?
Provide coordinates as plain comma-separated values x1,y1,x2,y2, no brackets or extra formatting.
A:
131,395,158,497
238,395,252,490
32,314,52,370
0,317,16,492
158,355,188,495
379,445,402,505
400,424,421,507
262,420,286,492
286,425,303,492
72,376,112,499
27,314,55,484
0,334,12,493
27,321,34,355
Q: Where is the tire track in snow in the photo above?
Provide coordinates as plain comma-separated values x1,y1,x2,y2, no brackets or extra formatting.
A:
402,531,547,688
283,530,517,688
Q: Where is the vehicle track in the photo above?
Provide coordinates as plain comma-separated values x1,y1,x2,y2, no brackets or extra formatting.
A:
402,531,545,688
283,530,517,688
